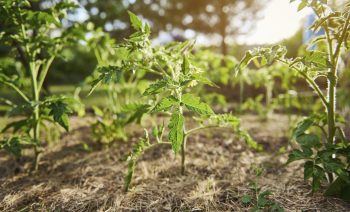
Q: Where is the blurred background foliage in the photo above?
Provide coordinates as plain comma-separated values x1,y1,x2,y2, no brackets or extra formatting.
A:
0,0,349,116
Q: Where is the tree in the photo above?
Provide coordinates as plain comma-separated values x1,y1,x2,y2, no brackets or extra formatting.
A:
78,0,265,55
77,0,131,40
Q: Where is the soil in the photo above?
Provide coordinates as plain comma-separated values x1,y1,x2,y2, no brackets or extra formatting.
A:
0,114,349,211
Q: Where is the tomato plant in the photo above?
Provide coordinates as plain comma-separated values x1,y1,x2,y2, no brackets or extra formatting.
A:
241,166,284,212
0,0,85,170
237,0,350,198
87,12,260,191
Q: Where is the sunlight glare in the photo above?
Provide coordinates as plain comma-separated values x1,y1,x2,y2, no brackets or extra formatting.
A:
238,0,311,45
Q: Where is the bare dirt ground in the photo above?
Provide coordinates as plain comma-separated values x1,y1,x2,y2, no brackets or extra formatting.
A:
0,114,349,211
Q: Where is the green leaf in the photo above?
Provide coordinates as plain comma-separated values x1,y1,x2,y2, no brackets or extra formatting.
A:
182,55,190,74
152,96,178,112
0,137,22,158
123,103,151,124
181,93,214,116
124,136,151,191
152,123,165,143
236,51,253,74
298,0,308,11
207,114,261,151
241,195,252,204
296,134,321,148
312,165,326,191
128,11,143,31
292,118,314,139
143,79,168,95
287,149,308,163
305,51,332,69
55,1,79,10
309,12,341,32
124,158,135,192
49,101,70,131
304,161,314,180
192,74,218,87
88,66,120,96
1,118,32,133
257,190,272,207
322,158,345,173
168,112,184,153
92,105,104,117
325,176,350,201
271,203,285,212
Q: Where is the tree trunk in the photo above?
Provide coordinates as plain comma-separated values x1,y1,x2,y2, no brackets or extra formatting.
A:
219,0,228,56
221,33,227,55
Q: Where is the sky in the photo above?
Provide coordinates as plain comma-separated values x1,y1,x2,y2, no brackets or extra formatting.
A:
238,0,311,45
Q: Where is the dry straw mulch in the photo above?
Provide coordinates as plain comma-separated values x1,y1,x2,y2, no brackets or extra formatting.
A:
0,115,349,211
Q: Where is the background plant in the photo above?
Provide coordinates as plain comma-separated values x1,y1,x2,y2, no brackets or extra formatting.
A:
85,27,150,145
0,0,85,170
237,0,350,199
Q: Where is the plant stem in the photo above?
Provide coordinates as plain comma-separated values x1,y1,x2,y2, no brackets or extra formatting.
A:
239,77,244,111
266,84,271,106
20,21,42,170
277,59,328,107
327,74,336,146
29,57,41,171
186,125,220,135
324,12,349,183
336,127,347,142
178,90,186,175
37,56,54,92
3,81,30,103
181,136,187,175
297,69,328,108
33,146,41,171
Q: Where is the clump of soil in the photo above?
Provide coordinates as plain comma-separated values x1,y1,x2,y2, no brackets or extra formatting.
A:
0,114,349,211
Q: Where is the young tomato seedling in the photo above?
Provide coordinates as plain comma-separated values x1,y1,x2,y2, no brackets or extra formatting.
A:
92,12,260,192
0,0,85,170
241,166,284,212
237,0,350,198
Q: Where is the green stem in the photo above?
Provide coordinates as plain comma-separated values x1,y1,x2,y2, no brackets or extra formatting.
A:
33,146,42,172
31,62,41,170
324,12,349,183
141,66,164,76
333,13,350,66
299,71,328,107
336,127,347,142
239,77,244,110
277,59,328,107
178,92,186,175
327,75,336,146
155,62,170,77
37,56,54,92
3,82,30,103
315,124,328,142
20,16,42,171
185,125,221,136
181,135,187,175
327,14,350,139
266,85,271,106
94,48,103,64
